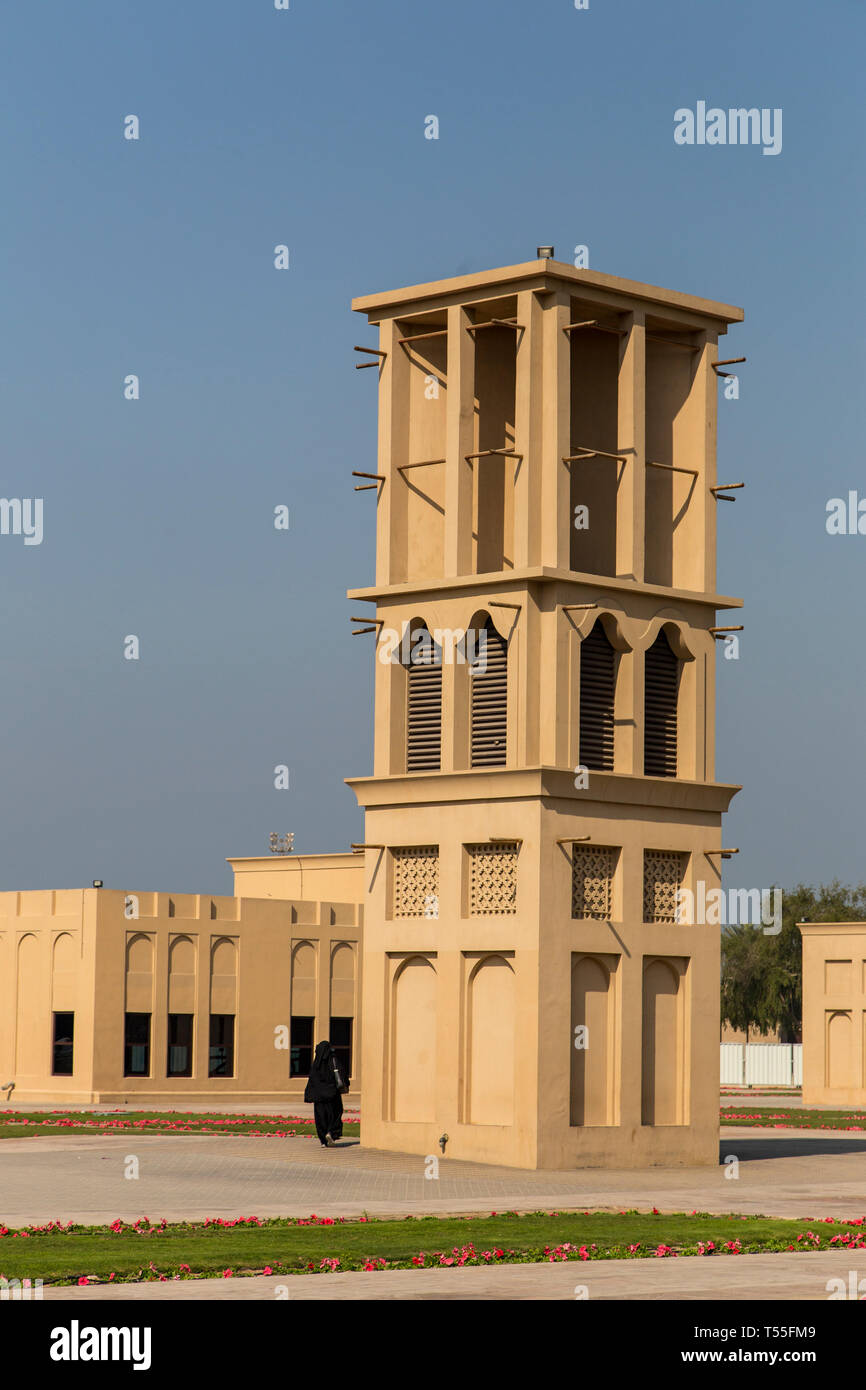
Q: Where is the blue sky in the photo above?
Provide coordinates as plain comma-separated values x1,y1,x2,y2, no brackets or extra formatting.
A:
0,0,861,895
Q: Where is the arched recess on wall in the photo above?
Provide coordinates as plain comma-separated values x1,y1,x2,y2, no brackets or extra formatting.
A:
464,609,509,769
125,932,154,1013
570,954,615,1126
291,940,317,1017
15,933,40,1072
210,937,236,976
466,954,515,1125
826,1010,853,1090
51,932,78,1016
169,935,195,976
210,936,238,1015
168,935,196,1015
126,933,153,974
391,955,437,1123
401,619,443,773
52,932,76,973
641,958,684,1126
330,943,355,1018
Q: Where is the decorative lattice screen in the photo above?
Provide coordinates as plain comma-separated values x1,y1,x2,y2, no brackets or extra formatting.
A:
643,850,686,923
392,847,440,918
571,845,617,920
467,843,518,915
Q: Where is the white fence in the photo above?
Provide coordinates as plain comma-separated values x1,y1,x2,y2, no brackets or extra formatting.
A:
720,1043,802,1087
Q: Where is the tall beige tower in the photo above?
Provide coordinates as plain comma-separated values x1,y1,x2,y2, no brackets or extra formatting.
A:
348,254,743,1170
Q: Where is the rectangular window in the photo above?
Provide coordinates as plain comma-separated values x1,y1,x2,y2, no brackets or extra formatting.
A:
330,1016,353,1084
124,1012,151,1077
208,1014,235,1077
290,1016,314,1077
167,1014,193,1077
52,1012,74,1076
643,850,687,924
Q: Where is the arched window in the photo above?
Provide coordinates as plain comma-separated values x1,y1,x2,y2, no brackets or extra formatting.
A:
644,630,679,777
405,626,442,772
470,617,507,767
579,620,616,771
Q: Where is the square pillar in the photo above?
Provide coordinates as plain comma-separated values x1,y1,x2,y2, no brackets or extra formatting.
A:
444,304,475,578
540,287,572,570
514,290,545,569
617,311,646,582
376,317,410,587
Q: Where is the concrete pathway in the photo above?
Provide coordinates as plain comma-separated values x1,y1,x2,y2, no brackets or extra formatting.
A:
2,1128,866,1228
41,1249,862,1301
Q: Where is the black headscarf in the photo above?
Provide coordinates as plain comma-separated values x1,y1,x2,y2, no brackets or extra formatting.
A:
304,1040,338,1102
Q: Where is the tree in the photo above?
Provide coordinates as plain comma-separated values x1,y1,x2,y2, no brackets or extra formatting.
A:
721,922,768,1043
765,882,866,1042
721,882,866,1043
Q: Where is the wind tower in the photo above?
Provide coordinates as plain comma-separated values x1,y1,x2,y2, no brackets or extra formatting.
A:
348,251,743,1169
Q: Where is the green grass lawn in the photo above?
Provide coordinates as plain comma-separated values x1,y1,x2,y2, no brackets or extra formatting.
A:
2,1211,864,1285
8,1105,866,1140
0,1109,360,1140
721,1108,866,1131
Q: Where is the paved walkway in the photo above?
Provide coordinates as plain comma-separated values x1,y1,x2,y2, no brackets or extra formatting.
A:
2,1128,866,1228
42,1249,861,1301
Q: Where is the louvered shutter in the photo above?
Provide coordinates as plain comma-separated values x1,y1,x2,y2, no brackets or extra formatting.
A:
406,637,442,772
470,619,507,767
644,631,678,777
579,622,615,771
405,639,444,772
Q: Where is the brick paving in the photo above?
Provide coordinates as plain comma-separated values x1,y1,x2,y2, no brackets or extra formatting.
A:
1,1128,865,1228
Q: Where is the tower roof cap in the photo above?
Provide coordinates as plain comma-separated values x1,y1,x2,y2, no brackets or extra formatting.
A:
352,258,744,326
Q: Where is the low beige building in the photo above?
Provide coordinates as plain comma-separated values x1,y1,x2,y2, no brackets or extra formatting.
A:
0,883,361,1104
800,922,866,1105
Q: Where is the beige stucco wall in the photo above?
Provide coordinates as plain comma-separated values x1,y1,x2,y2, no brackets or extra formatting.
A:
800,922,866,1106
229,853,364,905
0,888,361,1104
351,783,731,1169
0,890,99,1105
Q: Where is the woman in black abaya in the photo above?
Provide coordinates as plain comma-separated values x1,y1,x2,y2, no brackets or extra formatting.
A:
303,1040,347,1147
